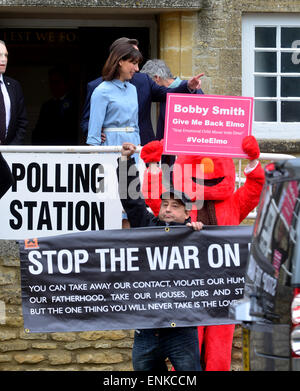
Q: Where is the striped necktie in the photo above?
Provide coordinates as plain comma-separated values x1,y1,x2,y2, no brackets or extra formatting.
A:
0,81,6,144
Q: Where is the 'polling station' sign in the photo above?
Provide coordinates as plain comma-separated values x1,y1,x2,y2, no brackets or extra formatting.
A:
19,225,252,333
0,152,143,239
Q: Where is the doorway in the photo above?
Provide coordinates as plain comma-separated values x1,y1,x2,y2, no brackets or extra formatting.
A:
0,26,151,145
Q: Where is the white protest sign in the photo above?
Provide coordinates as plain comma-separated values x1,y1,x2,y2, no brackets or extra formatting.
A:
0,152,143,240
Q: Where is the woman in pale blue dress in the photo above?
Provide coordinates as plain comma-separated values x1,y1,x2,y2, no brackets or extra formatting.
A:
87,43,142,149
87,42,143,227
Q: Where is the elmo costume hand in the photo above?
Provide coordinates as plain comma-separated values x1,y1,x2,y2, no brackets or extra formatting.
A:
140,140,164,163
140,140,165,216
242,135,260,160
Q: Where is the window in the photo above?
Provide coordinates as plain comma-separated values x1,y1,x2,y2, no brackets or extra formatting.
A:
242,15,300,139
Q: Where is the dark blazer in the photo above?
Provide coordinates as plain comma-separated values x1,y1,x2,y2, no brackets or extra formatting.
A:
3,76,28,145
80,72,192,146
156,85,204,141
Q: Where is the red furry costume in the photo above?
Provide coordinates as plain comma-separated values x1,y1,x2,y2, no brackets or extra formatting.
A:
140,135,265,371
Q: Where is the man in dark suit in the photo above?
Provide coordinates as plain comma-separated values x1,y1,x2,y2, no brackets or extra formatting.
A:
0,40,28,145
80,38,203,146
32,66,78,145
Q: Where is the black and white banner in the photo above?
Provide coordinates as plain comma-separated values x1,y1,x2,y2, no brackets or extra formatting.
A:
19,225,252,333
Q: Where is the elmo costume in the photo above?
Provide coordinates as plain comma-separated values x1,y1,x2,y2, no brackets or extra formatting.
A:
140,135,265,371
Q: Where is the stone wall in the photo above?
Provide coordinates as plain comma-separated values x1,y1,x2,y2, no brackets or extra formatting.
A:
193,0,300,94
0,0,202,10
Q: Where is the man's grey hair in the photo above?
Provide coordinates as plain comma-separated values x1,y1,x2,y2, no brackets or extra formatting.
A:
0,40,6,46
141,59,174,80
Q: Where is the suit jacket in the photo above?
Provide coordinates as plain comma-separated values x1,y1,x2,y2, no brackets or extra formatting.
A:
3,76,28,145
32,93,78,145
80,72,192,146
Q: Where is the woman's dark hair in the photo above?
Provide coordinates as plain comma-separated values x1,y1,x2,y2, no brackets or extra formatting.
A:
102,42,143,81
109,37,139,53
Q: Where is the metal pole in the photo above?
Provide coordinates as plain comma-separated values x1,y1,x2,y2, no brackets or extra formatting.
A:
0,146,296,161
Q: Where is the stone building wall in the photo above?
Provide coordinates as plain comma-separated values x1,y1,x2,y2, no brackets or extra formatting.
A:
160,1,300,97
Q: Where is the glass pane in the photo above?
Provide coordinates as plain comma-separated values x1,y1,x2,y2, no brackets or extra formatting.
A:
281,77,300,97
281,52,300,73
255,27,276,48
255,100,277,122
281,101,300,122
255,76,277,97
255,52,277,72
281,27,300,48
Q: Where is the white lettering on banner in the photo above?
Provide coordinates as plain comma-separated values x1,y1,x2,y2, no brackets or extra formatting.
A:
208,243,240,268
146,246,200,270
23,273,248,326
49,284,67,291
95,248,140,272
132,281,171,288
28,249,89,275
27,243,243,275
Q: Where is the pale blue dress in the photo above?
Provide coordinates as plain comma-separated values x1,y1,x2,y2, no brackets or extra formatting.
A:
87,79,140,147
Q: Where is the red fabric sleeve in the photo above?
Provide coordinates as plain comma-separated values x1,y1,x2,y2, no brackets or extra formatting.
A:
141,166,165,216
235,161,265,222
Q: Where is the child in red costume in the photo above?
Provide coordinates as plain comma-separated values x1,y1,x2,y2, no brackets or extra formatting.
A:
140,135,265,371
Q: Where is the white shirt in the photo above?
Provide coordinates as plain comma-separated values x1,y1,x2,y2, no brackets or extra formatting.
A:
0,74,11,132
